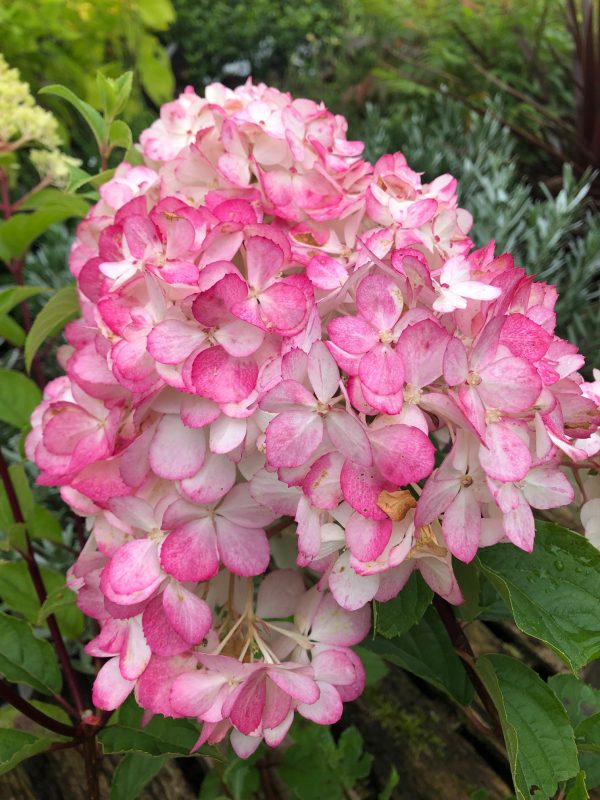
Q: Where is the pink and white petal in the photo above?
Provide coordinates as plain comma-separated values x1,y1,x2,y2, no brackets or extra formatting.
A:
358,345,404,396
356,274,403,330
216,319,265,357
191,346,258,404
327,316,378,355
215,518,270,577
218,483,275,527
340,461,389,520
160,518,219,582
396,319,449,388
106,539,163,597
370,424,435,487
180,452,237,504
479,423,532,483
454,280,502,301
345,513,392,562
479,357,541,413
142,595,190,656
443,337,469,386
245,236,284,290
149,415,206,480
329,551,379,611
297,682,343,725
307,341,339,403
325,410,372,467
230,730,263,759
180,394,221,428
501,494,535,552
163,582,213,644
92,657,135,710
107,496,156,533
170,671,228,718
442,488,481,562
263,709,294,748
268,667,319,704
120,616,152,680
260,379,316,413
310,593,371,647
522,465,574,510
418,558,463,605
210,415,247,454
259,282,308,334
265,410,323,469
302,452,344,509
256,570,306,619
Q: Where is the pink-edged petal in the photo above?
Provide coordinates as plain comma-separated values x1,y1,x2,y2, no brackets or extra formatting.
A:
325,410,372,467
479,357,541,412
180,395,221,428
160,518,219,582
106,539,163,597
218,483,275,527
329,551,379,611
358,344,404,396
479,423,531,482
443,337,469,386
265,410,323,468
269,667,319,704
442,488,481,562
230,730,262,759
191,346,258,403
163,581,213,644
310,593,371,646
120,617,151,680
396,319,449,388
258,282,308,334
149,415,206,480
142,595,190,656
210,415,246,454
298,683,343,724
170,671,228,718
327,316,378,355
92,657,135,710
345,512,392,562
180,452,237,504
356,274,403,330
418,559,463,605
260,379,316,413
302,452,344,509
215,518,270,577
522,466,574,509
340,461,389,520
370,424,435,486
502,493,535,552
415,475,460,528
245,236,284,290
216,319,265,357
256,570,306,619
307,341,339,403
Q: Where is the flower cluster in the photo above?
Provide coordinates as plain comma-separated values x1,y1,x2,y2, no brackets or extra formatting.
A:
0,55,80,186
27,80,600,757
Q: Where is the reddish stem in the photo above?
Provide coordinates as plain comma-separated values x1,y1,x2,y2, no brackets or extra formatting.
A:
0,168,10,219
0,679,76,738
0,450,85,718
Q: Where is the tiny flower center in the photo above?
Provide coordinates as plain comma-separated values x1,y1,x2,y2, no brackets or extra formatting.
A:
379,329,394,344
461,475,473,487
403,384,422,405
485,408,502,424
467,370,482,386
316,401,330,415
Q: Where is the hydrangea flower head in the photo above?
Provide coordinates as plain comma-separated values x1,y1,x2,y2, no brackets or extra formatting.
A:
28,80,600,757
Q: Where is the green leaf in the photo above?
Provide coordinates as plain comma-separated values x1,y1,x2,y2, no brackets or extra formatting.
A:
576,714,600,754
478,522,600,671
453,558,482,621
0,370,41,429
0,206,84,261
110,752,167,800
0,728,54,776
16,189,89,217
476,654,579,800
378,767,399,800
367,607,474,706
66,167,116,193
137,34,175,106
0,561,84,639
108,120,132,151
137,0,175,30
223,756,260,800
99,714,213,758
96,72,133,122
0,612,61,694
37,584,78,626
25,284,80,372
375,572,432,638
0,316,26,346
0,286,48,316
548,674,600,727
27,505,62,543
565,771,589,800
337,726,373,789
39,85,107,149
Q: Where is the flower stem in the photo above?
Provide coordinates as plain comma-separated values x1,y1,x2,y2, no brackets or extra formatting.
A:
0,678,76,738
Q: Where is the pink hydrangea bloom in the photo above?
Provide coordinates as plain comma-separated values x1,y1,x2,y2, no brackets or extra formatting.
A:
29,79,600,756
